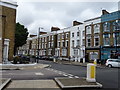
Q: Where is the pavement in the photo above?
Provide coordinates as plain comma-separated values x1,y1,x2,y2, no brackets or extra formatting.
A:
55,60,106,68
0,63,50,70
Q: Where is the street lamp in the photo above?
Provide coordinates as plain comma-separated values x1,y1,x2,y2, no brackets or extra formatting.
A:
37,27,43,62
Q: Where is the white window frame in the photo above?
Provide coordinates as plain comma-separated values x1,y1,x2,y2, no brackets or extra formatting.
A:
66,33,69,38
66,40,69,47
103,34,110,46
72,33,74,37
62,33,64,39
77,31,80,37
94,36,99,46
86,26,91,34
72,40,74,47
94,24,100,33
77,40,80,46
86,36,91,47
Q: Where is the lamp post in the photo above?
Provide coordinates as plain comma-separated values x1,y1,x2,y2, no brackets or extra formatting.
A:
37,27,43,62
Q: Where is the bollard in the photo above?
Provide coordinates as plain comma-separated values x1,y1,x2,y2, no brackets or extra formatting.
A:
86,63,96,82
53,58,56,62
83,58,85,63
94,59,97,65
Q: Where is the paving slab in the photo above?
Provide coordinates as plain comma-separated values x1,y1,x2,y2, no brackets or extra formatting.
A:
0,78,11,90
54,77,102,89
6,80,61,89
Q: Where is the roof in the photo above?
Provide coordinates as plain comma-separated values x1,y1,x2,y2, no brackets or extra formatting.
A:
0,0,18,9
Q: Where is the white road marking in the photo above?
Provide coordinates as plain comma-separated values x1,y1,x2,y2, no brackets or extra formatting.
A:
35,72,44,75
74,76,79,78
68,76,74,78
67,74,74,76
46,68,50,70
63,74,68,76
45,68,79,79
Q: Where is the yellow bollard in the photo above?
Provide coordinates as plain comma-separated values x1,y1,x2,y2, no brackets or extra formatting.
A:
86,63,96,82
93,59,97,65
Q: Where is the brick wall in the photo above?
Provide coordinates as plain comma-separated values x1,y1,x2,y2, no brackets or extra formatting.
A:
2,6,16,61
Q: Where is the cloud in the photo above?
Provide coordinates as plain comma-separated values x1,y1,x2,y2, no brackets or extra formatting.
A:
16,2,118,35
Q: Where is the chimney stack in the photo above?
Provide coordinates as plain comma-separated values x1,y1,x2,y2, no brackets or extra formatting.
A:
29,34,37,38
51,27,60,32
73,21,83,26
102,9,109,15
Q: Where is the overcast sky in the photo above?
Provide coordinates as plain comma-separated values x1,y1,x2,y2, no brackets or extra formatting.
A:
16,1,119,35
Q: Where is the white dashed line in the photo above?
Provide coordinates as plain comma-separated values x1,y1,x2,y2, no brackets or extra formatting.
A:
63,74,68,76
68,76,74,78
46,68,79,78
67,74,74,76
35,72,44,75
74,76,79,78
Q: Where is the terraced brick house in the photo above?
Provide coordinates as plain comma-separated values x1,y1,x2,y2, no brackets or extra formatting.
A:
84,16,101,62
55,28,70,59
39,34,48,56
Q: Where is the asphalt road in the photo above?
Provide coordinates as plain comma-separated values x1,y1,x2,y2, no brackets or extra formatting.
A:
38,60,120,89
1,60,120,89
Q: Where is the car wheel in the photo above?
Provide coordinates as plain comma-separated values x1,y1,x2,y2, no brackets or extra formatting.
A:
108,64,112,68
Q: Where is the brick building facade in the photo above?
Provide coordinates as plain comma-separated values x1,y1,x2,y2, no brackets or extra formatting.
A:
0,0,17,62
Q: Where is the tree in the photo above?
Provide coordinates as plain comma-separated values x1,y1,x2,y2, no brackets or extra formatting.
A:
14,22,29,55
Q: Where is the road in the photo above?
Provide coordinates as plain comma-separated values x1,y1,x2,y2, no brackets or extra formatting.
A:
1,60,120,89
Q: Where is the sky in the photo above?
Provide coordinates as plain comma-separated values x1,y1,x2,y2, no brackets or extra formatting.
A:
16,0,119,35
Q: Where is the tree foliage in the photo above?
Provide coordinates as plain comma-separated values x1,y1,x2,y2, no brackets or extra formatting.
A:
14,23,29,52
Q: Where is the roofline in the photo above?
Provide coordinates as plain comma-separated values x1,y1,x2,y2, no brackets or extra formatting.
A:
84,16,101,22
0,0,18,9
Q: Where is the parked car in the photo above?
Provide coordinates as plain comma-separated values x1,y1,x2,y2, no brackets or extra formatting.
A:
105,59,120,68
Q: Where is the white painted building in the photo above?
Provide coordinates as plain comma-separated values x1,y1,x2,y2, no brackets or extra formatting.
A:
70,24,85,62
